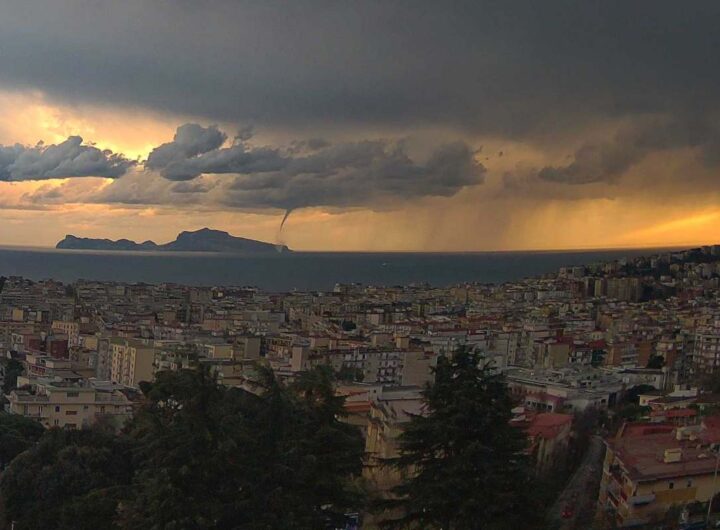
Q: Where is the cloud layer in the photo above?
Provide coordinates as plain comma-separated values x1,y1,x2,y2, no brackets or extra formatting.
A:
1,1,719,139
143,124,485,210
0,136,134,181
537,117,720,185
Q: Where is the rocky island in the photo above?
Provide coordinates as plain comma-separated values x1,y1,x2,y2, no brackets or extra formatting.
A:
56,228,290,253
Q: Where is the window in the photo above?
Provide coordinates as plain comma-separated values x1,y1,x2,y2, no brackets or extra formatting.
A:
687,479,693,488
669,482,674,490
55,406,60,412
66,391,79,398
66,410,77,416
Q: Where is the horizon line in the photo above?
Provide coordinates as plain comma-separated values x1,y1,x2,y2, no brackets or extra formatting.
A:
0,242,705,255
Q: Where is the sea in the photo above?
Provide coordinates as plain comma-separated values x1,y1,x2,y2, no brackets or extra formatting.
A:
0,246,676,292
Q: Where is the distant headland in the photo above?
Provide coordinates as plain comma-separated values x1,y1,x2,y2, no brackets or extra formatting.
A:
56,228,291,254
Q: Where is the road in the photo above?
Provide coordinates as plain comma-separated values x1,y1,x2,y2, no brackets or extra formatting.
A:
547,435,606,530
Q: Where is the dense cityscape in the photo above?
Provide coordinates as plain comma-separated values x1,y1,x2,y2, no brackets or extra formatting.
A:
2,1,719,528
1,245,720,527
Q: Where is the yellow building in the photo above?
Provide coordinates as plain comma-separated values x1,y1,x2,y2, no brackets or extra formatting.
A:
51,320,80,344
598,420,720,527
110,338,156,388
363,388,424,493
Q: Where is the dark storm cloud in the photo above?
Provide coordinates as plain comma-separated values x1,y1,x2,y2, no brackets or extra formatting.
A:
1,1,719,137
145,123,227,171
225,139,484,210
537,117,720,185
147,124,285,181
0,136,134,181
144,124,484,209
170,178,217,194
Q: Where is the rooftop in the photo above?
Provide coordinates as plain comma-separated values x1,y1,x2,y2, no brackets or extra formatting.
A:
607,420,720,482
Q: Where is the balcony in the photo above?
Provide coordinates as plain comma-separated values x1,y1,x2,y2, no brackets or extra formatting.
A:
628,493,655,506
607,483,621,507
11,394,49,404
21,411,48,419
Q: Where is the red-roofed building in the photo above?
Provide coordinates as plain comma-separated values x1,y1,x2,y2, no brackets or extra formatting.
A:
512,408,573,474
598,418,720,527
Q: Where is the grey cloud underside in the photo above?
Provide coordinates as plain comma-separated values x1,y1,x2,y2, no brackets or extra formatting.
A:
146,124,286,181
537,117,720,185
145,124,484,210
0,136,134,181
0,2,719,137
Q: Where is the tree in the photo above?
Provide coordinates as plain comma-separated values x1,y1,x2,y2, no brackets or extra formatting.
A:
623,384,657,404
118,368,246,529
288,366,366,526
646,355,665,369
0,427,134,530
119,366,365,530
612,404,650,428
341,320,357,332
0,413,44,468
0,366,366,529
336,365,365,383
700,371,720,394
382,348,542,529
1,358,24,394
568,406,602,469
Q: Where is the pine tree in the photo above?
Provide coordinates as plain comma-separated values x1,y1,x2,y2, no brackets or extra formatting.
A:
382,348,542,530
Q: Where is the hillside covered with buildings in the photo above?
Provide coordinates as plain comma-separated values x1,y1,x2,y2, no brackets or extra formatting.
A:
2,244,720,527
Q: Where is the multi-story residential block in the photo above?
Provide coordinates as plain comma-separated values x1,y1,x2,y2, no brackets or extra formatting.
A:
694,320,720,373
6,379,134,430
598,419,720,527
110,338,156,388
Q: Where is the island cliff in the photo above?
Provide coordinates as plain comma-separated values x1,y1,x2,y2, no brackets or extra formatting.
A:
56,228,290,253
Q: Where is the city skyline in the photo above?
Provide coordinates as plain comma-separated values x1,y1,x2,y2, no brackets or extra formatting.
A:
1,2,720,251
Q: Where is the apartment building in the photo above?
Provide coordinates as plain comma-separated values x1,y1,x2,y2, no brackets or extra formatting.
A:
6,379,133,430
110,338,156,387
51,320,80,345
363,387,425,492
694,320,720,373
598,419,720,527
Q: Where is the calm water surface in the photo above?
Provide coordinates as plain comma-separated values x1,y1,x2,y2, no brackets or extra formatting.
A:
0,247,673,291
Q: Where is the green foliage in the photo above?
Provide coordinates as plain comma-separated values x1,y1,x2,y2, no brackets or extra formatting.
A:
614,404,650,424
0,366,365,530
119,366,365,530
1,358,24,394
336,365,365,382
341,320,357,332
381,348,542,530
700,371,720,394
0,413,44,468
623,384,657,405
646,355,665,369
568,407,602,469
0,427,133,530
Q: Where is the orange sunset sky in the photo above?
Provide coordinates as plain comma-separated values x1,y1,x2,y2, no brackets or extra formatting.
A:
1,2,719,252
